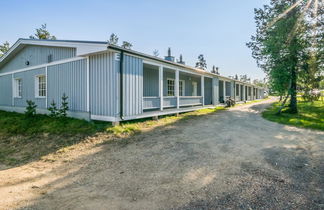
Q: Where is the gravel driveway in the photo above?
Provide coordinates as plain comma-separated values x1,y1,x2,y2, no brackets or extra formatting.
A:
1,99,323,209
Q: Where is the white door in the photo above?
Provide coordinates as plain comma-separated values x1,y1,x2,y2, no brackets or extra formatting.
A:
192,82,197,96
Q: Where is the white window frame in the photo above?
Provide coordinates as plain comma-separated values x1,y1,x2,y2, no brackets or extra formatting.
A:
13,78,22,98
179,80,185,96
167,78,175,96
35,74,46,98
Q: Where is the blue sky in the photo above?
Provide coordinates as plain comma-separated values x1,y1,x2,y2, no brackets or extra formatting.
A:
1,0,269,80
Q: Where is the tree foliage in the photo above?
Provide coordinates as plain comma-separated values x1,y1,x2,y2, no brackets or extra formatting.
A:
0,41,10,57
29,24,56,40
247,0,316,114
195,54,207,70
108,33,119,45
121,41,133,50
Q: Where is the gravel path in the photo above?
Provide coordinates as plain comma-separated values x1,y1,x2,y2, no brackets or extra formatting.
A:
1,99,323,209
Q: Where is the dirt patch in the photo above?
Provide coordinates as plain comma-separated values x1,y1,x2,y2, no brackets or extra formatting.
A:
1,99,323,210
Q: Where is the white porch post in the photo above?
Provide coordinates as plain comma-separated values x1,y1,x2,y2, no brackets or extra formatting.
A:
243,85,246,101
223,80,226,102
212,77,219,105
175,69,179,109
159,65,163,111
201,76,205,106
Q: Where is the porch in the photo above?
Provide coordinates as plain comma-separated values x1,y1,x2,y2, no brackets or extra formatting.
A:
142,63,214,111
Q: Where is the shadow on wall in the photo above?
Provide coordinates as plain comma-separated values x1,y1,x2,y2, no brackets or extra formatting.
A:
4,102,322,209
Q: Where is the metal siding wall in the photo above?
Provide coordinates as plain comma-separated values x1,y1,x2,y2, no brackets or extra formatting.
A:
0,75,12,106
123,55,143,117
143,67,159,97
225,81,231,96
47,59,87,112
204,77,213,105
89,52,119,117
1,46,76,73
13,68,46,108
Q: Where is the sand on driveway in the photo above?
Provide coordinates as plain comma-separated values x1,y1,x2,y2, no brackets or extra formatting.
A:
1,99,323,209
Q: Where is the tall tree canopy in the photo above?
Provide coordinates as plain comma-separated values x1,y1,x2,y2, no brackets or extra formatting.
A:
121,41,133,50
29,24,56,40
0,41,10,57
195,54,207,70
247,0,322,113
108,33,119,45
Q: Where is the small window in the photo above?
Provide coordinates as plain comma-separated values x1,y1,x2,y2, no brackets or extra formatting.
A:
167,78,175,96
35,75,46,98
48,54,53,63
14,78,22,98
179,80,185,96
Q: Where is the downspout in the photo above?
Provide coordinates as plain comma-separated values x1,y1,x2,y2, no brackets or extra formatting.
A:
119,51,124,120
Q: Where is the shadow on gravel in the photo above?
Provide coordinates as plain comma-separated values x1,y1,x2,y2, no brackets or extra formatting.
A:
14,101,324,210
176,146,323,210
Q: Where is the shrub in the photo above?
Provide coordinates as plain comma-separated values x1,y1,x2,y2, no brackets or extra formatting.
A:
25,100,37,118
59,93,69,117
48,100,59,117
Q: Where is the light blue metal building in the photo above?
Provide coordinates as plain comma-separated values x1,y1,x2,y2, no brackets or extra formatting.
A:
0,39,265,123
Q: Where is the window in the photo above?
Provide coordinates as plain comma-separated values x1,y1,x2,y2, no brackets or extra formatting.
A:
14,78,22,98
167,78,175,96
35,75,46,98
179,80,185,96
236,84,240,96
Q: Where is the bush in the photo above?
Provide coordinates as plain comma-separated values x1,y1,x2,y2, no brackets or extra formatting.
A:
48,100,59,117
48,94,70,118
25,100,37,118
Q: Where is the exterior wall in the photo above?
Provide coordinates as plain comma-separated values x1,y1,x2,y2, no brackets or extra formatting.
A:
143,66,159,97
0,75,12,106
48,59,87,112
89,52,119,118
204,77,213,105
178,74,201,96
0,45,76,74
122,54,143,117
13,67,46,108
212,77,219,105
225,81,231,96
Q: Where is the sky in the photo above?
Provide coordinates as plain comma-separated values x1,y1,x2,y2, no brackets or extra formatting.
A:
1,0,270,80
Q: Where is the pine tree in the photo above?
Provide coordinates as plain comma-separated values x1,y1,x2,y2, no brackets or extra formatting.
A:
29,24,56,40
0,41,10,57
195,54,207,70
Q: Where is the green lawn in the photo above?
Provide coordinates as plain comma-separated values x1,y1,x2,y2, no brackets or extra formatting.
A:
262,98,324,131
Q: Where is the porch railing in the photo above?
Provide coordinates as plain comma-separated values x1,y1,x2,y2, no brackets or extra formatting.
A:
143,96,203,110
179,96,203,106
143,97,160,110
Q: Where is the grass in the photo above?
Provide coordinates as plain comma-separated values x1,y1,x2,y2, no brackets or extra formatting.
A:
0,106,225,167
262,97,324,131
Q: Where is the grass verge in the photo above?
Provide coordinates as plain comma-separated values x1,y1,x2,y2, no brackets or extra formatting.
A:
0,107,225,167
262,98,324,131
